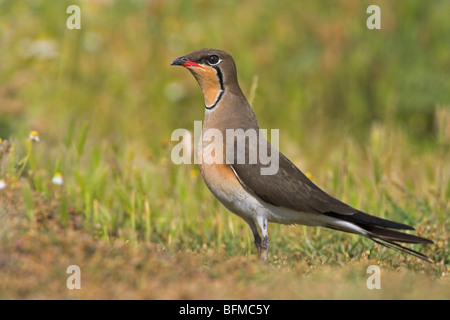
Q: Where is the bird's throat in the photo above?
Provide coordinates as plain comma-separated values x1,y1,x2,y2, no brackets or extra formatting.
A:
203,85,224,109
191,65,224,110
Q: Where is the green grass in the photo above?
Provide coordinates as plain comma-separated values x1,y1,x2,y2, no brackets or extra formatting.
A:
0,0,449,299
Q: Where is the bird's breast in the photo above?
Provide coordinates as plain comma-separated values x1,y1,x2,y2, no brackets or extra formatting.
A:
198,135,242,203
197,135,257,218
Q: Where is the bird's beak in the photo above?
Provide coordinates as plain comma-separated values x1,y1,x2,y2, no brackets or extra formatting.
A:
171,56,204,69
171,56,187,66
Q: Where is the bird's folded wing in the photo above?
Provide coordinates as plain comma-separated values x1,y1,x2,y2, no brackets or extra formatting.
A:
229,135,358,215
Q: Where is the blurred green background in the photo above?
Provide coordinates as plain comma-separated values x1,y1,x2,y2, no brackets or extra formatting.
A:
2,0,449,147
0,0,449,297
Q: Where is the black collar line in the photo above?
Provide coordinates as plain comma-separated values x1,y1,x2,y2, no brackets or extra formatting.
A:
205,89,224,110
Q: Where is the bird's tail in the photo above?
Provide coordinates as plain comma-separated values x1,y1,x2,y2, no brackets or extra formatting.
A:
363,225,433,262
323,211,434,262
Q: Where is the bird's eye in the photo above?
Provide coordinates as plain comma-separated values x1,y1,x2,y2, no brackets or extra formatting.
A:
207,55,220,65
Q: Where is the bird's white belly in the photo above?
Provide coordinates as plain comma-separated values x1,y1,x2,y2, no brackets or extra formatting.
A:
220,188,365,235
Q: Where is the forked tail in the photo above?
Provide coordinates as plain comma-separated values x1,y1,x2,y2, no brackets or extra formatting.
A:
323,211,434,262
364,225,433,262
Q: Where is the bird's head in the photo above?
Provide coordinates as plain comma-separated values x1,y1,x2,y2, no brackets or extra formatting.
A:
171,48,240,109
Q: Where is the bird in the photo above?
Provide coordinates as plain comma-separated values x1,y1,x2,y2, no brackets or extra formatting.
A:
171,48,433,263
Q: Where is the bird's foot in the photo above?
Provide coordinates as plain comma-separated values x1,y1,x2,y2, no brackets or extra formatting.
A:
258,236,270,264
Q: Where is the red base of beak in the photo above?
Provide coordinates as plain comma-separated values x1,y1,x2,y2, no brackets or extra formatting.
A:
182,60,203,68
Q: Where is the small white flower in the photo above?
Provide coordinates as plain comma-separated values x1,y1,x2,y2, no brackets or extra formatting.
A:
52,172,64,186
0,179,6,190
29,130,40,142
18,38,58,59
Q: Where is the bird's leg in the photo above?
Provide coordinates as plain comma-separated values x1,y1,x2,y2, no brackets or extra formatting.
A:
254,234,263,259
243,217,263,259
256,216,269,263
